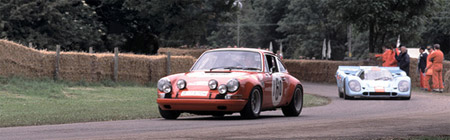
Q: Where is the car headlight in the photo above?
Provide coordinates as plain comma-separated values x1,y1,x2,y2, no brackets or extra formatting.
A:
208,79,218,90
218,84,227,94
176,79,186,90
398,80,409,92
348,80,361,92
226,79,240,92
157,78,172,94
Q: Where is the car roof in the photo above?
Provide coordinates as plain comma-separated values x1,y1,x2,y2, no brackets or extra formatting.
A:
205,48,275,55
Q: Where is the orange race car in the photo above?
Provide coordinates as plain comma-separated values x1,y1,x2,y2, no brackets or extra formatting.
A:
156,48,303,119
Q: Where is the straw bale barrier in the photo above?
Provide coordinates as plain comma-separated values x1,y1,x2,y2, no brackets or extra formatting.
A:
2,39,450,91
0,40,196,84
158,47,207,58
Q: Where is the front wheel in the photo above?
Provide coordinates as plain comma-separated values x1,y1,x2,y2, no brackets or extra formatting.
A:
400,96,411,100
240,87,262,119
158,107,181,120
282,86,303,117
343,83,352,100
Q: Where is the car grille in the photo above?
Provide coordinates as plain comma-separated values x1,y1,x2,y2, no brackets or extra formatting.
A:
362,92,398,96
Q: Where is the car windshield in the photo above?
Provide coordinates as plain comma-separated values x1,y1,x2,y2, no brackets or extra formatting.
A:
364,69,393,80
191,50,262,71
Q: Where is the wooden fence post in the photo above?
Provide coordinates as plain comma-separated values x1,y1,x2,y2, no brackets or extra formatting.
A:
167,52,171,75
89,47,93,54
54,45,61,81
114,47,119,82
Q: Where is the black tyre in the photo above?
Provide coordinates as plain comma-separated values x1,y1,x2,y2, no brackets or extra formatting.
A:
240,87,262,119
338,88,343,98
158,107,181,120
400,96,411,100
282,86,303,117
212,113,225,118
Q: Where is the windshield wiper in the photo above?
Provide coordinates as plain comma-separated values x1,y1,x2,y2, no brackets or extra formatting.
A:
374,77,391,80
243,67,261,70
210,66,243,71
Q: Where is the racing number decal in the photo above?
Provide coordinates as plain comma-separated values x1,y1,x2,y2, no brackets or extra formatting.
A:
272,74,283,106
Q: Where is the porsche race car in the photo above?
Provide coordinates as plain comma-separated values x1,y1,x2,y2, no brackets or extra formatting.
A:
156,48,304,119
335,66,411,100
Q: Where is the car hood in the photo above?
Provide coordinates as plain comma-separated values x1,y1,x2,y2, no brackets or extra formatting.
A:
363,80,393,87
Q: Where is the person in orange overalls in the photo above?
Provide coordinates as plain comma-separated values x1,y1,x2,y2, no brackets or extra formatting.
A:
424,46,434,91
387,45,399,67
375,45,397,67
418,47,428,90
426,44,444,92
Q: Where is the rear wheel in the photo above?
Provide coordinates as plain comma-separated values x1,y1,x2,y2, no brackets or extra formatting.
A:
212,113,225,118
282,86,303,117
158,107,181,120
240,87,262,119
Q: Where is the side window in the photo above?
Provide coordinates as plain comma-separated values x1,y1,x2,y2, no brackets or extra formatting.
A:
276,58,287,72
264,55,270,73
265,55,279,73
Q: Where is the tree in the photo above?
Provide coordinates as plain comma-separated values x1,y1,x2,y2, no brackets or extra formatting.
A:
277,0,347,59
84,0,234,54
0,0,104,51
421,0,450,59
333,0,438,53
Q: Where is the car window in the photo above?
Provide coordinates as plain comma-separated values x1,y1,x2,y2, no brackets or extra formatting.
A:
276,58,287,73
265,55,279,73
191,51,262,71
264,55,270,73
364,69,393,80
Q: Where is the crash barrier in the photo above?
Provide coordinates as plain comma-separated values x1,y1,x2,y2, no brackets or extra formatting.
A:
0,40,195,84
1,39,449,91
157,47,207,58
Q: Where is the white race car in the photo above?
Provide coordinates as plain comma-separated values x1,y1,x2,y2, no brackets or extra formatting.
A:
335,66,411,100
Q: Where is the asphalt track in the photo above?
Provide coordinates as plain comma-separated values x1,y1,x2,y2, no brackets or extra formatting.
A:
1,82,450,140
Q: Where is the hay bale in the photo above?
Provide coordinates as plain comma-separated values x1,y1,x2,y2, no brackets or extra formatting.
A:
444,70,450,92
283,59,363,83
2,39,448,86
0,40,52,78
59,52,94,82
158,48,207,58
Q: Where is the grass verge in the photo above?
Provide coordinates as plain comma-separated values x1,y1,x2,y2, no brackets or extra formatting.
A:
0,76,329,127
304,93,330,107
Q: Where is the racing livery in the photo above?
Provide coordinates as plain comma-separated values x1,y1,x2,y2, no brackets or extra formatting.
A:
335,66,411,100
157,48,303,119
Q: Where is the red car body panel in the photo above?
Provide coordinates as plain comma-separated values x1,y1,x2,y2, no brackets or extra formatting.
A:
156,48,302,113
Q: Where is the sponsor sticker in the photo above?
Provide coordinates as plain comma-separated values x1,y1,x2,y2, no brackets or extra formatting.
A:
181,91,208,96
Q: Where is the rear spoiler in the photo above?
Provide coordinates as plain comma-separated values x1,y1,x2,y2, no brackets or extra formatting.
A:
338,66,404,75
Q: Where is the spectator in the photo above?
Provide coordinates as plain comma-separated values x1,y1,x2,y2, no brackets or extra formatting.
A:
426,44,444,92
375,46,392,66
424,46,434,91
418,47,428,90
395,45,410,76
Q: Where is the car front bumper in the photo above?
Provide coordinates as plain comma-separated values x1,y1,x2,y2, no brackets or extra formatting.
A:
346,87,411,98
157,98,247,112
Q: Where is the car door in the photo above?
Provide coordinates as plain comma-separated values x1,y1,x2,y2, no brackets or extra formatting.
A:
262,54,274,109
275,57,290,103
263,54,284,107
